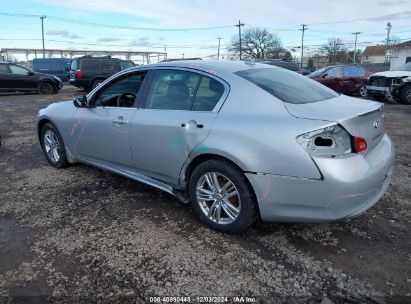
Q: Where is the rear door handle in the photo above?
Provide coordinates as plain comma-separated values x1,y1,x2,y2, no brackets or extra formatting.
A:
112,116,129,125
181,121,203,128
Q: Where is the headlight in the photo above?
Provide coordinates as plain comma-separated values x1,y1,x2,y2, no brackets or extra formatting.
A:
297,125,352,158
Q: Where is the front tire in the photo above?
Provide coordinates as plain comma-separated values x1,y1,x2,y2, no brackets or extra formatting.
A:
40,123,68,168
399,84,411,105
189,159,258,233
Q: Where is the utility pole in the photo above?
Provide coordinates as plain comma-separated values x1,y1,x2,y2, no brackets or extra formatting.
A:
40,16,46,58
217,37,222,60
385,22,392,62
299,24,307,68
235,20,245,60
352,32,361,63
182,53,185,59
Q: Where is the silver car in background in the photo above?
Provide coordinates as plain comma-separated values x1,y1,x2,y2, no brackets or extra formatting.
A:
35,60,395,233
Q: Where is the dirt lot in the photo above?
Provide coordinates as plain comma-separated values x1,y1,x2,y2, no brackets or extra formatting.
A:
0,86,410,304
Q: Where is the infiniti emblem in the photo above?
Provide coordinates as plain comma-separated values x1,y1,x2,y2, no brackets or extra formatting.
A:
373,120,380,129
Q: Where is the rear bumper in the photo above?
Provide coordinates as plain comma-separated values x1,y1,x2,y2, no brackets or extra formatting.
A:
246,134,395,222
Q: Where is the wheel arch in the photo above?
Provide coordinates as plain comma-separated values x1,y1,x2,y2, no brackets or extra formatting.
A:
36,117,53,147
182,152,261,218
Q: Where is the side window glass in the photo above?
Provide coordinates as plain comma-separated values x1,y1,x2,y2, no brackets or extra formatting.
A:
93,73,146,108
326,68,343,77
82,60,99,70
144,70,201,110
192,77,225,111
10,65,29,75
101,60,117,71
0,64,9,73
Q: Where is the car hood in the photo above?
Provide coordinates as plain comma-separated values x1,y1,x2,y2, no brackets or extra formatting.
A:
371,71,411,77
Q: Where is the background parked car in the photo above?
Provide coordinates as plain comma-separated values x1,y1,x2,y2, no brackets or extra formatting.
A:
0,61,63,94
32,58,71,82
258,60,301,73
367,62,411,104
69,56,135,92
308,65,372,97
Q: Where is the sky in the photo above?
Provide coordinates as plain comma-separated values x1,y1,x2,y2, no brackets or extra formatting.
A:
1,0,411,63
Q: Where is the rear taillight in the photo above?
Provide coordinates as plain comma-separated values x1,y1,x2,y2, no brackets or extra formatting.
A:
354,136,368,153
75,70,83,80
297,125,352,158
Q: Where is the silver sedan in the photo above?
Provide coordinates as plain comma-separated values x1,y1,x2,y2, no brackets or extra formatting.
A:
35,60,395,233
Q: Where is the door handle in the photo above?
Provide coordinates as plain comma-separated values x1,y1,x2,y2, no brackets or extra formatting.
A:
181,121,204,128
112,116,129,125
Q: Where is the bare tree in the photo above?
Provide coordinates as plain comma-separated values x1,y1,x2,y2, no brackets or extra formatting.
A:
320,37,347,63
228,27,286,59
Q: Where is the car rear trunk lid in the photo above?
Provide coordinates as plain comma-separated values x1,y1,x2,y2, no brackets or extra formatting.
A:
284,95,385,152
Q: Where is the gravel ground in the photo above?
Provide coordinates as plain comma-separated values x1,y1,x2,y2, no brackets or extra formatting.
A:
0,86,410,304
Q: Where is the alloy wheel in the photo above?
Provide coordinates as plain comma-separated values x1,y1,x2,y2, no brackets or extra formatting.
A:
359,85,367,97
196,172,241,225
43,129,61,163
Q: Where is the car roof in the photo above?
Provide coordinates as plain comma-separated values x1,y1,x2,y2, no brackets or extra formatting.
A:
127,60,278,74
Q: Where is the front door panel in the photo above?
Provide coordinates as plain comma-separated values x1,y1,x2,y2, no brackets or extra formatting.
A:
71,107,136,168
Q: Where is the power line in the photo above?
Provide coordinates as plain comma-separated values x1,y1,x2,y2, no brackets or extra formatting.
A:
0,12,234,31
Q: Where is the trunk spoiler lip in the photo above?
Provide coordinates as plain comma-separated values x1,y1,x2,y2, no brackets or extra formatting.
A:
358,104,383,117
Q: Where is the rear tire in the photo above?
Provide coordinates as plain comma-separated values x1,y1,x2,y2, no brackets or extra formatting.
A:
40,123,68,168
357,85,367,98
399,84,411,105
91,79,104,90
38,82,54,95
189,159,258,234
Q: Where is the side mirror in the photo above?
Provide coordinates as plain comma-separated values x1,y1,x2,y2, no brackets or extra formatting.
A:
73,96,88,108
27,71,34,76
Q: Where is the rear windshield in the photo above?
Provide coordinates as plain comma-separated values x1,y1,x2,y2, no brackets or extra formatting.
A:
236,68,338,104
70,59,77,71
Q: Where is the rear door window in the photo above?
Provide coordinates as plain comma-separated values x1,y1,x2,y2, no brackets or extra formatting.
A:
192,77,225,111
144,70,201,110
236,68,338,104
101,60,117,71
81,60,99,70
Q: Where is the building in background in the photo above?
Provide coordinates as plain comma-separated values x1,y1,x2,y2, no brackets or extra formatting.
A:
390,40,411,70
361,45,387,64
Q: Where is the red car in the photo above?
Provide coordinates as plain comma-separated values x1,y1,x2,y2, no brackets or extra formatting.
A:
308,65,372,97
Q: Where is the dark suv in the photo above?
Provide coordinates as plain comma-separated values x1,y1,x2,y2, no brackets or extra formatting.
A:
69,56,135,91
0,61,63,94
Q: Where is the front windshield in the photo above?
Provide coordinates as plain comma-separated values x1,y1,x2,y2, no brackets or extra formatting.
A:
397,62,411,71
309,67,327,77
